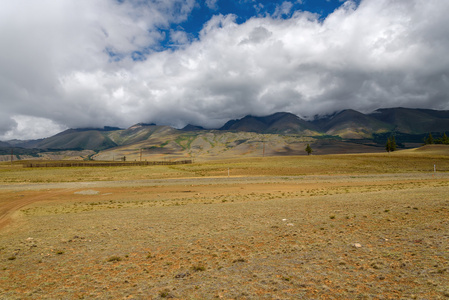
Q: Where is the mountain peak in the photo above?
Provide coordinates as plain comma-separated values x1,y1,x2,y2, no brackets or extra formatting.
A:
181,124,205,131
219,112,317,134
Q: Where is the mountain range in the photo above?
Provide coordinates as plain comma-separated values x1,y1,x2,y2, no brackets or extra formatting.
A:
2,107,449,160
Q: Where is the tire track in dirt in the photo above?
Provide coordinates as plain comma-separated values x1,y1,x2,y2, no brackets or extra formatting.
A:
0,187,79,230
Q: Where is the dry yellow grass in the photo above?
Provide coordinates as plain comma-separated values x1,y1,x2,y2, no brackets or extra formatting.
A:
1,145,448,183
0,146,448,299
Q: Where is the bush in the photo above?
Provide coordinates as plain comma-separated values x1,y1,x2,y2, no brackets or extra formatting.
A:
107,256,122,262
192,265,206,272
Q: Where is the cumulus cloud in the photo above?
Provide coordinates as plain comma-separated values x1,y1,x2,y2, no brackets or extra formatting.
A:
1,0,449,140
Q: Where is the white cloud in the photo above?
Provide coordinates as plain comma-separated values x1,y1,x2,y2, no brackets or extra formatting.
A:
206,0,218,10
0,115,67,141
1,0,449,140
273,2,294,18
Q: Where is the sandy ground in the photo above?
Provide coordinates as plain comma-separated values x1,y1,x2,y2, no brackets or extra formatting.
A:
1,173,449,299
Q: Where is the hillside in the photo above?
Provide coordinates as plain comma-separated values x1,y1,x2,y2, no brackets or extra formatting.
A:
220,112,319,135
35,129,118,150
312,109,393,139
1,107,449,160
0,141,10,147
396,144,449,156
369,107,449,134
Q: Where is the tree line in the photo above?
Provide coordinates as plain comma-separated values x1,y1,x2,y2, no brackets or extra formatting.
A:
386,132,449,153
423,132,449,145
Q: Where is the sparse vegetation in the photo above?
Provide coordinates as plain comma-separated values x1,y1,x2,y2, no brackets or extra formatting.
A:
0,150,449,299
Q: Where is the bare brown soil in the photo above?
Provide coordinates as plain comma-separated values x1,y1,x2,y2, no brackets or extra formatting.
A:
1,168,449,299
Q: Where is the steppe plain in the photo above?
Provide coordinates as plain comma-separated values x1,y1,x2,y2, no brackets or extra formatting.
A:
1,146,449,299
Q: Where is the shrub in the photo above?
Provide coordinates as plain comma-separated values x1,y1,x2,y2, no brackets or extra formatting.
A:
159,288,173,298
107,256,122,262
192,265,206,272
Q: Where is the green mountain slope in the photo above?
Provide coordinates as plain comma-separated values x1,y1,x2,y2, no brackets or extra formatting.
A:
369,108,449,134
220,112,320,135
312,109,393,139
36,129,117,150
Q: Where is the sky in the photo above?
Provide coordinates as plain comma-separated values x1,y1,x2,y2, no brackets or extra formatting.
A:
1,0,449,140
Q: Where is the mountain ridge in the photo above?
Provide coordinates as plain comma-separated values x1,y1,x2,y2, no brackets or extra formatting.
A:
2,107,449,160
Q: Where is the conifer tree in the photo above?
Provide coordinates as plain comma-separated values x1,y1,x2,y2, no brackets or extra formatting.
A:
385,136,397,152
390,136,397,151
305,144,313,155
441,132,449,145
425,133,434,145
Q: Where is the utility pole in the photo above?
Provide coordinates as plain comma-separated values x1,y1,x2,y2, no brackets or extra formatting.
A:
11,149,13,166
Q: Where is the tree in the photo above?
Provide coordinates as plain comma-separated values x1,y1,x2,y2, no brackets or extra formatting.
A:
390,136,397,151
425,133,434,145
385,136,397,152
436,132,449,145
305,144,313,155
385,138,391,153
442,132,449,145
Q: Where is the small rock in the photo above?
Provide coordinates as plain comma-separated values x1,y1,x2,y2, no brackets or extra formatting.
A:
175,272,190,279
353,243,362,248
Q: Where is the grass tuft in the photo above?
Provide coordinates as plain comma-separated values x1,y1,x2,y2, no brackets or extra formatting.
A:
106,256,122,262
192,265,206,272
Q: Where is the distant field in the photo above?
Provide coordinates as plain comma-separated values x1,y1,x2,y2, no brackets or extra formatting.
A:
0,146,448,298
1,145,449,183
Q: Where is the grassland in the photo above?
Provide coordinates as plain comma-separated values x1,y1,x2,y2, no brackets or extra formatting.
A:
0,146,449,299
